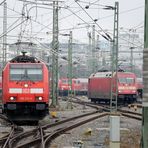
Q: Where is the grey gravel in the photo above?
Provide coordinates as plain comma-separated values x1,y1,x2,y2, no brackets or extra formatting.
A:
49,98,141,148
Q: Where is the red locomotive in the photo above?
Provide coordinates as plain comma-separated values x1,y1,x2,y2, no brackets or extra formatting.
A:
72,78,82,95
88,72,137,104
2,52,50,122
77,78,88,95
58,78,88,96
58,78,71,96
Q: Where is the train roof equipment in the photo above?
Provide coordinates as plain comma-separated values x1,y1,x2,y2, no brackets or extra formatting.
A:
10,52,40,63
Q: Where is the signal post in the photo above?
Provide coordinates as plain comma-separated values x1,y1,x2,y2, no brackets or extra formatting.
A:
51,0,59,107
110,2,120,148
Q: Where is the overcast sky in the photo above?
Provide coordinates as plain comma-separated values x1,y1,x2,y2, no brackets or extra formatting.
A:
0,0,145,44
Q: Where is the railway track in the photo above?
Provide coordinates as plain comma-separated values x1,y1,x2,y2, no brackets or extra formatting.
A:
0,97,142,148
0,114,24,148
118,108,142,120
7,111,107,148
73,96,142,120
3,99,107,148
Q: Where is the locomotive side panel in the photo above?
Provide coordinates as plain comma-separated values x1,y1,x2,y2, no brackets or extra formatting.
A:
88,77,111,101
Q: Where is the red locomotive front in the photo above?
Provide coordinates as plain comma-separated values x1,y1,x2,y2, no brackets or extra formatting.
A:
117,72,137,102
2,53,50,122
58,78,87,96
58,78,71,96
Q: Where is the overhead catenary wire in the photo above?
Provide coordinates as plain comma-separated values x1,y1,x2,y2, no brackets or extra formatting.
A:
65,6,111,41
76,0,105,7
74,0,144,45
0,0,6,5
65,6,143,48
74,0,112,41
0,18,28,39
99,5,144,21
4,17,22,33
0,1,143,50
6,5,53,32
26,6,143,38
24,7,83,39
4,1,85,40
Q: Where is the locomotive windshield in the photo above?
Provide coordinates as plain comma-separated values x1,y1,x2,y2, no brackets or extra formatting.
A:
119,77,135,84
10,64,43,81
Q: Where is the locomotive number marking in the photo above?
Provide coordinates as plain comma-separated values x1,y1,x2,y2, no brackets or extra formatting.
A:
22,88,30,94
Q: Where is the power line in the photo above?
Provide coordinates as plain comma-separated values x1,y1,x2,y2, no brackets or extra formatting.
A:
65,6,143,48
27,8,83,38
0,0,6,5
65,6,110,41
77,0,104,7
74,0,111,41
2,1,143,49
99,5,144,21
6,5,52,31
0,18,28,39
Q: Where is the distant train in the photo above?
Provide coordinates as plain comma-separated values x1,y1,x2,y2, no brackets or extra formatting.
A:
2,52,50,122
88,72,137,104
58,78,88,96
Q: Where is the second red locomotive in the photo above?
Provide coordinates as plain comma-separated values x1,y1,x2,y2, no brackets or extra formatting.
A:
88,71,137,104
58,78,88,96
2,52,50,122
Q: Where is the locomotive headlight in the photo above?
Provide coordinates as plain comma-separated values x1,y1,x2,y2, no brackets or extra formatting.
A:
36,96,43,101
24,84,28,88
10,97,15,101
38,97,42,101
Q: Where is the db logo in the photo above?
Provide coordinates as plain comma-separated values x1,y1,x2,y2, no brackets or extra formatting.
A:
23,88,30,93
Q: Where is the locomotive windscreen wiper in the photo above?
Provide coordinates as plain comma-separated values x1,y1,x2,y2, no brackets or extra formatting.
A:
16,70,35,84
24,73,35,84
16,74,25,84
16,74,35,84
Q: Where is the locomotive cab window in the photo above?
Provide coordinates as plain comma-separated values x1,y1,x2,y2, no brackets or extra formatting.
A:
126,78,134,84
62,79,68,84
10,64,43,81
118,77,135,84
118,78,126,84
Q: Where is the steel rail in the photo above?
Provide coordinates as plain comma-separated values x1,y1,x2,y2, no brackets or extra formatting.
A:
9,110,98,148
44,112,108,147
15,111,107,148
2,125,15,148
39,125,45,148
